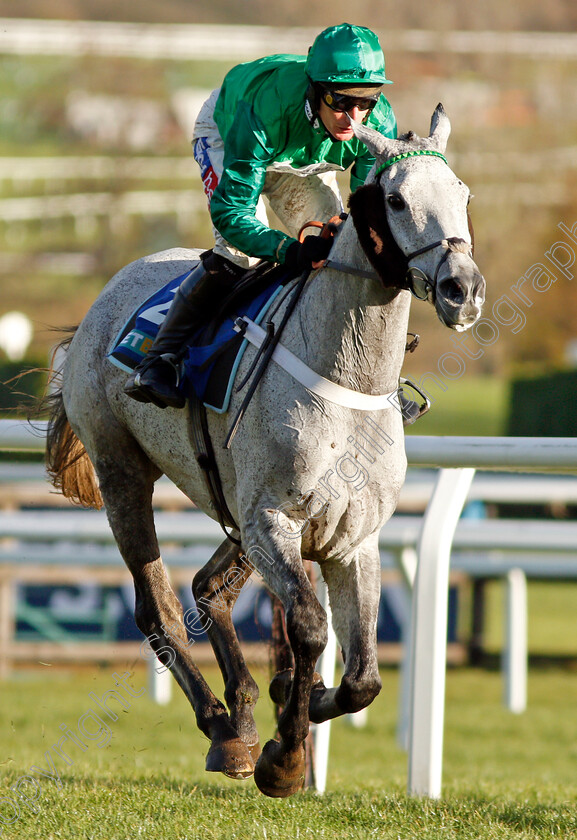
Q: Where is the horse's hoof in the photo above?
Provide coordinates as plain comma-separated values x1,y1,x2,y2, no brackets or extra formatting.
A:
269,668,294,706
269,669,324,707
254,739,305,798
248,741,261,763
205,737,255,780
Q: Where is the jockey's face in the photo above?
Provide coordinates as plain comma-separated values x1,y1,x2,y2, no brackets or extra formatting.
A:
318,99,372,142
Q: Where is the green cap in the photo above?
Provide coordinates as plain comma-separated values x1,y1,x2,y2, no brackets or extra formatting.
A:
305,23,392,86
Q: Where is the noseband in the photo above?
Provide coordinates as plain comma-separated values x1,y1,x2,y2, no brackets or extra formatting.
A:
375,150,472,301
404,236,472,301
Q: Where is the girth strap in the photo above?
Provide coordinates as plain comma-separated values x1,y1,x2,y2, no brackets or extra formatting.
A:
235,317,399,411
188,393,241,545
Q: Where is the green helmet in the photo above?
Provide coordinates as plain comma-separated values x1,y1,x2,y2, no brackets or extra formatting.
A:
305,23,392,86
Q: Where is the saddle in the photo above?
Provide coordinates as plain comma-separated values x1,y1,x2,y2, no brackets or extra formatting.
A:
108,258,291,413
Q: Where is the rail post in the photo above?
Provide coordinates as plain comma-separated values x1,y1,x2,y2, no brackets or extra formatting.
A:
407,467,475,798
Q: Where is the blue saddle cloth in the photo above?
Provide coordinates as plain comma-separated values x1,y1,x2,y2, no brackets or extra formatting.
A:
108,267,284,413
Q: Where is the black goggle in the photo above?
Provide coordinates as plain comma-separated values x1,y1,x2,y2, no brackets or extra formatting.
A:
321,88,379,114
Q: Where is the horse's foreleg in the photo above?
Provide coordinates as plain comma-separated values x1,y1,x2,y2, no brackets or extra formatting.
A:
310,546,383,722
192,539,260,761
246,513,328,798
268,546,383,724
94,444,254,779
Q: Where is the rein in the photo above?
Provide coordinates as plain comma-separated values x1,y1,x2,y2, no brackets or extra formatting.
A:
324,258,379,281
224,268,310,449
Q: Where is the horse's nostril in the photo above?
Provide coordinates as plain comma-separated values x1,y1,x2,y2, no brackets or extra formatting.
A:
438,277,465,305
474,274,486,302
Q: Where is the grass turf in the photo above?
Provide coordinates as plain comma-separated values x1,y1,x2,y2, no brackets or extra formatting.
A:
404,375,509,437
1,664,576,839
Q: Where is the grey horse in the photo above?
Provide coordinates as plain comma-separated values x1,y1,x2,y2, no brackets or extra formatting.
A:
46,105,485,797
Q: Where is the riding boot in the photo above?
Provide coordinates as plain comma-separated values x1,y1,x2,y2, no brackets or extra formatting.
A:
124,252,243,408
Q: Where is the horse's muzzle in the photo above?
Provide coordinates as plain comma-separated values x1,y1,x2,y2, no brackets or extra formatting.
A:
434,257,485,331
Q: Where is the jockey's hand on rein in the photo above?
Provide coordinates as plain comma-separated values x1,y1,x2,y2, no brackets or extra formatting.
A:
285,235,332,273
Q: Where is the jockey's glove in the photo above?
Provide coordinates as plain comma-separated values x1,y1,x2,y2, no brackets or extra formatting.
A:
284,235,332,273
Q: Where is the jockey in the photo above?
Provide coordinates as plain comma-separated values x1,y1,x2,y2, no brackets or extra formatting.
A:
125,23,396,409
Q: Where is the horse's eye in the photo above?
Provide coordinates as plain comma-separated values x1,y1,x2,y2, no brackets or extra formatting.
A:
386,193,405,211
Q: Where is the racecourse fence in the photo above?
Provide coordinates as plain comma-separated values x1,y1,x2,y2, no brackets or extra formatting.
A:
2,419,577,797
2,19,577,61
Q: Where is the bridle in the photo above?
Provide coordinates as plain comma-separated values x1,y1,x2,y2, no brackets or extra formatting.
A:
375,149,473,301
403,236,473,301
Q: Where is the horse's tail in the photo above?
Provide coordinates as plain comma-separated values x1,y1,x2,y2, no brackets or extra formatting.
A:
44,333,104,510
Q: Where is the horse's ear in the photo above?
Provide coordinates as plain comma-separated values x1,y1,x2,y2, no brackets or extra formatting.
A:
350,118,398,161
428,103,451,153
348,184,409,289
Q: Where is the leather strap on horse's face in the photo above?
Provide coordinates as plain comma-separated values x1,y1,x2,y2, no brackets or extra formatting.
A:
349,152,474,298
403,235,472,301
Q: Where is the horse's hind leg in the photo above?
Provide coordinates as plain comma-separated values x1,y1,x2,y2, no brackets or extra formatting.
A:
192,540,260,762
92,433,254,779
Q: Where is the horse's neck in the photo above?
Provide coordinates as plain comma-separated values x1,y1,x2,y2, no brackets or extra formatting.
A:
293,218,411,395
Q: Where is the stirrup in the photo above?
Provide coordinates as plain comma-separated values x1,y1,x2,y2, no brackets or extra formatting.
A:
158,352,183,387
399,378,430,426
124,354,185,409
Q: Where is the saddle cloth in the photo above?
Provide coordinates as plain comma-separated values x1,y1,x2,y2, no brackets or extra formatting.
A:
107,266,284,413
